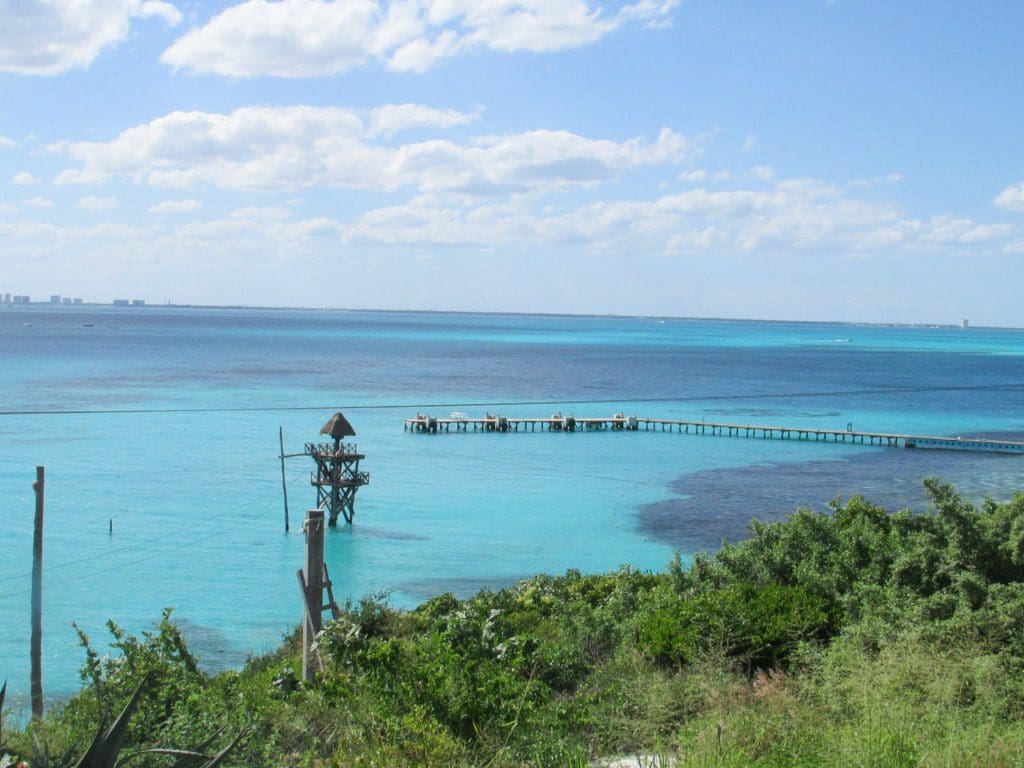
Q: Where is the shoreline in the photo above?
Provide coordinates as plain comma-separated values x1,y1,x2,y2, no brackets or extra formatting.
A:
6,300,1018,332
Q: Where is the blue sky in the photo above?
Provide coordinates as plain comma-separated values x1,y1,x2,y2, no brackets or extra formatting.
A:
1,1,1022,325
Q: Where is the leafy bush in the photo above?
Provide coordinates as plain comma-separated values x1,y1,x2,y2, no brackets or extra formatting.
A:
639,582,830,669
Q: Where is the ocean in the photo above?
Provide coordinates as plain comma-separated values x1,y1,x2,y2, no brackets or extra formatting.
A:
3,305,1024,714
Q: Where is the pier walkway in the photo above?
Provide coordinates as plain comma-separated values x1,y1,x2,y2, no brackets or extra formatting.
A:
402,413,1024,455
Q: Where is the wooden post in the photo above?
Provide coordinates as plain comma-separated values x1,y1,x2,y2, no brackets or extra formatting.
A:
279,427,290,532
31,466,44,719
301,509,325,682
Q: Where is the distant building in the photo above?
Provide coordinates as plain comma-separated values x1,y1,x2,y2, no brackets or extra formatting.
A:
73,298,83,304
13,295,30,304
50,295,62,304
2,293,10,303
132,299,146,306
113,299,130,306
62,297,72,304
961,318,969,329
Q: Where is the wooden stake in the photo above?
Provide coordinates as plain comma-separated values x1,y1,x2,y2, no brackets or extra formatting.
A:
31,466,44,719
301,509,325,682
279,427,290,532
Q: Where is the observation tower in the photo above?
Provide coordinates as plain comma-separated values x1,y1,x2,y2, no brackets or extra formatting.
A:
303,412,370,526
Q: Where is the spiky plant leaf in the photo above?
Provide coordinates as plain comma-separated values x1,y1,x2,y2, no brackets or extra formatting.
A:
31,730,54,768
121,748,210,765
73,677,148,768
197,728,247,768
115,729,245,768
169,727,226,768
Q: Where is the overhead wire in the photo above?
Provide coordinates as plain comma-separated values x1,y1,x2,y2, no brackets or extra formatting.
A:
2,380,1024,418
4,379,1023,598
0,464,308,600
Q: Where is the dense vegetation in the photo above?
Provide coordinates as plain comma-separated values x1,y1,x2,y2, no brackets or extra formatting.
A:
5,478,1024,766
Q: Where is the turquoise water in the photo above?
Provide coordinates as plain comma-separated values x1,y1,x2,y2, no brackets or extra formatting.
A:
3,305,1024,715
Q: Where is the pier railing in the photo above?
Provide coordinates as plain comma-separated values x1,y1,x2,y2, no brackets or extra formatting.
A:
402,414,1024,455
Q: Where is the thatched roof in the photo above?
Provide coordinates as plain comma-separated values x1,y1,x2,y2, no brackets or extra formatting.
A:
320,411,356,440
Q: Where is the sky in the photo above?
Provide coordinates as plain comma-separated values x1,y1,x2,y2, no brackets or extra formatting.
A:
1,1,1023,325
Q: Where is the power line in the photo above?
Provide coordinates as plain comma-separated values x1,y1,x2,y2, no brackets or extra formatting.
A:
3,381,1024,418
0,469,301,594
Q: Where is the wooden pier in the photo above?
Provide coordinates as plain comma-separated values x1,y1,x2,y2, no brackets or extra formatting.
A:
402,413,1024,455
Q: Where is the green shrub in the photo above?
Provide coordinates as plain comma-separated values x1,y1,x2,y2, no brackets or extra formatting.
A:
639,582,831,670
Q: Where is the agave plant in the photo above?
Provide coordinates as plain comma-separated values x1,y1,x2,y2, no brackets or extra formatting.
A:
23,677,243,768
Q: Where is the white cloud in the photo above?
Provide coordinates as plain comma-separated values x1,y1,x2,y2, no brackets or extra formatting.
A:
0,134,18,148
230,205,292,221
740,134,759,153
12,171,40,186
25,196,54,208
849,173,904,190
148,199,202,214
957,223,1016,243
0,0,182,75
917,216,1017,246
162,0,378,77
53,105,694,195
76,195,119,211
749,164,774,181
0,203,17,215
341,176,1018,261
3,163,1019,316
161,0,677,77
679,169,706,182
995,183,1024,213
616,0,679,28
852,215,1021,253
367,103,479,138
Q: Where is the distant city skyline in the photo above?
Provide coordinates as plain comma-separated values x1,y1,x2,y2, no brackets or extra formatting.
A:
0,291,989,333
2,2,1023,326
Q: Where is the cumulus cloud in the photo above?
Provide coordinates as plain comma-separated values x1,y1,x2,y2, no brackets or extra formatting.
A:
12,171,40,185
917,216,1016,246
53,105,694,195
161,0,677,77
148,199,202,214
340,175,1018,261
0,0,182,75
995,183,1024,213
0,134,18,148
367,103,479,138
3,164,1019,315
76,195,119,211
25,196,55,208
